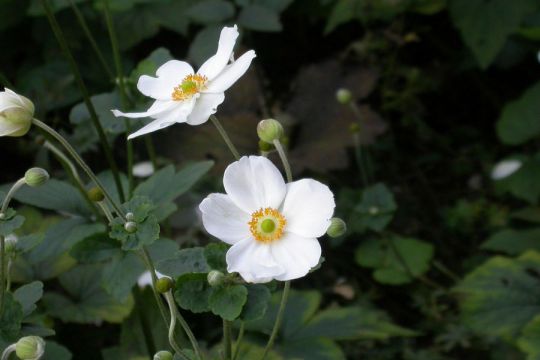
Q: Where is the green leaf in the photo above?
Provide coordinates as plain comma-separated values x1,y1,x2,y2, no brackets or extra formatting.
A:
0,293,23,342
238,5,282,32
13,281,43,317
281,338,345,360
41,341,73,360
130,48,174,83
449,0,537,68
188,26,223,67
482,228,540,255
352,183,397,233
156,247,209,276
174,273,212,313
500,157,540,204
355,237,434,285
114,6,160,50
43,264,134,324
324,0,362,34
102,253,144,302
186,0,235,24
13,234,43,255
512,207,540,223
204,242,228,272
209,284,248,321
240,284,271,321
95,171,130,207
70,233,121,263
518,315,540,360
497,81,540,145
27,0,85,16
0,208,24,236
455,250,540,337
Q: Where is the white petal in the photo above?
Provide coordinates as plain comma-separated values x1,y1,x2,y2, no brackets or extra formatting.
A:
281,179,335,238
137,75,179,101
197,25,239,80
156,60,194,79
112,100,176,119
205,50,256,93
491,159,522,180
127,118,176,140
226,238,284,283
0,120,23,137
186,93,225,125
199,193,251,245
133,161,155,178
271,233,321,281
224,156,286,213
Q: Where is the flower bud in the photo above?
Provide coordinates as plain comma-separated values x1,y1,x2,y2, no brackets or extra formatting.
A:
349,122,360,134
155,277,173,293
207,270,225,287
368,206,379,215
0,213,5,220
258,140,273,152
326,217,347,238
87,187,105,202
0,88,34,137
257,119,284,144
15,336,45,360
124,221,137,233
153,351,173,360
126,212,135,221
24,168,49,187
336,88,352,104
5,234,18,253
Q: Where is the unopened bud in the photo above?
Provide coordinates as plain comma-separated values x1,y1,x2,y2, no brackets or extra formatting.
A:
126,212,135,221
368,206,379,215
349,123,360,134
124,221,137,233
326,217,347,238
155,277,173,293
87,187,104,202
257,119,284,144
207,270,226,287
336,88,352,104
0,88,34,138
0,213,6,220
24,168,49,187
153,351,173,360
15,336,45,360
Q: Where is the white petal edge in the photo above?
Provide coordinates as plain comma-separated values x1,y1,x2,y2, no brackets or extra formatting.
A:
281,179,336,238
156,60,194,79
112,100,177,119
226,238,284,283
137,75,182,101
199,193,251,245
197,25,239,81
205,50,256,94
271,233,322,281
223,156,286,213
186,92,225,125
127,118,176,140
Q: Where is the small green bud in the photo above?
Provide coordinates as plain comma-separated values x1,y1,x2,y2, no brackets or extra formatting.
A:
155,277,173,293
24,168,49,187
258,140,273,152
0,89,34,138
87,187,105,202
368,206,379,215
153,351,173,360
207,270,225,287
257,119,284,144
336,88,352,104
326,218,347,238
0,213,6,220
15,336,45,360
126,212,135,221
349,122,360,134
124,221,137,233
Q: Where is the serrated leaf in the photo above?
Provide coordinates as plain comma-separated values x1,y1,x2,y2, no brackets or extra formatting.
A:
209,284,248,321
241,284,271,321
352,183,397,233
70,233,121,263
0,293,23,342
204,242,228,271
174,273,212,313
102,253,144,302
156,247,209,277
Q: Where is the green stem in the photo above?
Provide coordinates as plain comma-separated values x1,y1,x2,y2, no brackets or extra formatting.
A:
133,286,156,357
1,179,26,215
32,118,126,221
5,259,12,292
272,139,292,183
0,235,4,317
261,281,291,360
352,133,369,186
139,248,172,327
433,260,461,283
97,201,115,223
174,305,202,360
144,137,159,170
210,115,240,160
68,0,113,79
164,292,191,360
40,0,124,202
0,344,15,360
232,322,244,360
223,320,232,360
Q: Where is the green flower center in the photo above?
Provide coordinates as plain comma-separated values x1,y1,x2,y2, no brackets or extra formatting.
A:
261,218,276,233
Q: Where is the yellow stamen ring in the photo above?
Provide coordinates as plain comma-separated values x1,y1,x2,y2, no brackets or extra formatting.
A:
248,207,286,244
172,74,208,101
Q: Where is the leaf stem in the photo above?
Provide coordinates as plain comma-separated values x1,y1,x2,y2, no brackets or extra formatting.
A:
223,319,232,360
0,344,15,360
164,291,191,360
261,281,291,360
0,235,4,317
0,179,26,215
272,139,292,183
231,322,244,360
210,115,240,160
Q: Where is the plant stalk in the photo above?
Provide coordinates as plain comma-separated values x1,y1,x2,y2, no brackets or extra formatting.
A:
210,115,240,160
261,281,291,359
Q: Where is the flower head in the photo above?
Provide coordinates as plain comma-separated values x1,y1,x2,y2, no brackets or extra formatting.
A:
0,88,34,137
112,25,256,139
199,156,335,283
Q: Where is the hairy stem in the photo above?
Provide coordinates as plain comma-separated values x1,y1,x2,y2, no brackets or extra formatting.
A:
210,115,240,160
272,139,292,183
261,281,291,359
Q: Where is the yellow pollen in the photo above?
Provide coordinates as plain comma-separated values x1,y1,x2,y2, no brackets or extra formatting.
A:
248,207,286,244
172,74,207,101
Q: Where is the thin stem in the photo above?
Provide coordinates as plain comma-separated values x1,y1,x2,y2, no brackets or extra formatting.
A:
223,319,232,360
1,344,15,360
97,201,115,223
164,292,191,360
40,0,124,202
261,281,291,360
0,235,4,317
232,322,245,360
1,179,26,215
433,260,461,283
144,137,159,170
6,259,12,292
68,0,113,78
174,305,202,360
133,286,156,357
210,115,240,160
32,118,126,221
352,133,369,186
272,139,292,183
139,248,172,327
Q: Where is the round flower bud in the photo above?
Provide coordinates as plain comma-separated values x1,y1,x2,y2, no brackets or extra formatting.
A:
336,88,352,104
124,221,137,233
15,336,45,360
125,212,135,221
153,351,173,360
257,119,284,144
0,213,6,220
24,168,49,187
87,187,105,202
155,277,173,293
258,140,273,152
0,88,34,137
207,270,226,287
326,218,347,238
368,206,379,215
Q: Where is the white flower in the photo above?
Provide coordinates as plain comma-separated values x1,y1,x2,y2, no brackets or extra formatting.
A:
199,156,335,283
0,88,34,137
491,159,522,180
112,25,256,140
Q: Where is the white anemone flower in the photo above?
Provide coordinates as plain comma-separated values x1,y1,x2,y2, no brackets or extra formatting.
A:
112,25,256,140
491,159,522,180
199,156,336,283
0,88,34,137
